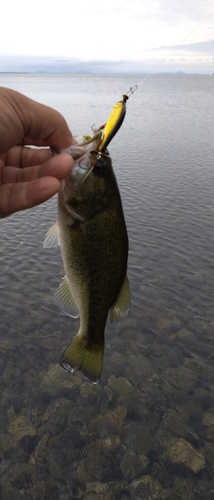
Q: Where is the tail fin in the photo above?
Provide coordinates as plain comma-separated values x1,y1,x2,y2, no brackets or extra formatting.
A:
60,334,104,384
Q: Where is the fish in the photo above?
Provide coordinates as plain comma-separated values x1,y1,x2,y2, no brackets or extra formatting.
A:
44,94,131,383
44,132,130,383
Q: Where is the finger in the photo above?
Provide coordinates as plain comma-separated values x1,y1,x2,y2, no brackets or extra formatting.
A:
4,146,52,168
0,177,63,215
1,153,74,184
0,87,75,154
17,135,77,148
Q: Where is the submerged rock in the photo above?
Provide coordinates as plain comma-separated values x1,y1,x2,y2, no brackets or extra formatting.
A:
8,415,36,441
0,432,16,459
122,423,156,455
107,375,134,398
1,462,35,497
40,362,81,395
203,409,214,427
168,438,205,473
82,495,100,500
159,409,193,441
120,450,149,481
29,433,49,465
84,482,111,500
103,405,127,430
130,475,162,500
79,382,98,404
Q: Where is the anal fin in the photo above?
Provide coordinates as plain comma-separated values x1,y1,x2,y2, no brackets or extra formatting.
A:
110,275,131,323
54,276,79,318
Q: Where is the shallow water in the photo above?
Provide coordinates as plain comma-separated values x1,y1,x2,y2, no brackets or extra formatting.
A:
0,74,214,499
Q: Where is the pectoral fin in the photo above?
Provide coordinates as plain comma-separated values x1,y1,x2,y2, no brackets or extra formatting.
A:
54,276,79,318
109,275,131,323
43,222,60,248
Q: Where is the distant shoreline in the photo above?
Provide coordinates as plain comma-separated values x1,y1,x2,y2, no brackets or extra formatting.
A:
0,72,30,74
0,71,212,76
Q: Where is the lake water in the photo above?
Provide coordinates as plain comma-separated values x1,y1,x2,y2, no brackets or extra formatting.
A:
0,74,214,499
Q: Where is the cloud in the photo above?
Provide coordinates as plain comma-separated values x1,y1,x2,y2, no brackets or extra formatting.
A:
0,0,213,63
155,38,214,54
174,39,214,54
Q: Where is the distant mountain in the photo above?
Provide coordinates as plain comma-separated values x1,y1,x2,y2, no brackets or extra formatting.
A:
74,70,91,74
0,71,29,74
0,55,211,75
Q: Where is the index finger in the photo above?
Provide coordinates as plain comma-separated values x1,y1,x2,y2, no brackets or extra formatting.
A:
0,87,75,154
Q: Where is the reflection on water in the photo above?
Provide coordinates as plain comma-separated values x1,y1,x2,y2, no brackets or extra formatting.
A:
0,74,214,499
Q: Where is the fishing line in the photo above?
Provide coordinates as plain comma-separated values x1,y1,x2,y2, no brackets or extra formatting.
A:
127,7,214,95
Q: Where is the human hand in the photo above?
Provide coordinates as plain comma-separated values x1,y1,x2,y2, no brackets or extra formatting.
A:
0,87,75,217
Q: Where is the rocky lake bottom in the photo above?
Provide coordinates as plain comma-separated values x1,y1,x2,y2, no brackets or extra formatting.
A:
1,264,214,500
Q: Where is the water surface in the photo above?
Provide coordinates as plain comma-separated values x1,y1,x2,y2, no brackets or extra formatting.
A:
0,74,214,499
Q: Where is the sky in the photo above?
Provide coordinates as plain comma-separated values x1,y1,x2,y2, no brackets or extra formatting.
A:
0,0,214,73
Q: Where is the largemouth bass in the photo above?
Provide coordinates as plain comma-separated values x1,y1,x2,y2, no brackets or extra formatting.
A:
44,106,130,383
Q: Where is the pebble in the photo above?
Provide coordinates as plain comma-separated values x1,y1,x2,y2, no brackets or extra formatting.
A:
107,375,134,397
120,450,149,480
130,475,162,500
103,405,127,430
203,409,214,427
168,438,206,473
8,415,36,441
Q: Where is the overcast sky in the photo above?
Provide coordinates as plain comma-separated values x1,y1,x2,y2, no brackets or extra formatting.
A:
1,0,214,73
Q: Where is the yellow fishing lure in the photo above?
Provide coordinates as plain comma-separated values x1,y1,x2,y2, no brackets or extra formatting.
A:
98,94,128,152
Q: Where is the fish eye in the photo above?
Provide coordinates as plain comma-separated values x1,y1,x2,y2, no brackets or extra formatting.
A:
93,160,106,175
